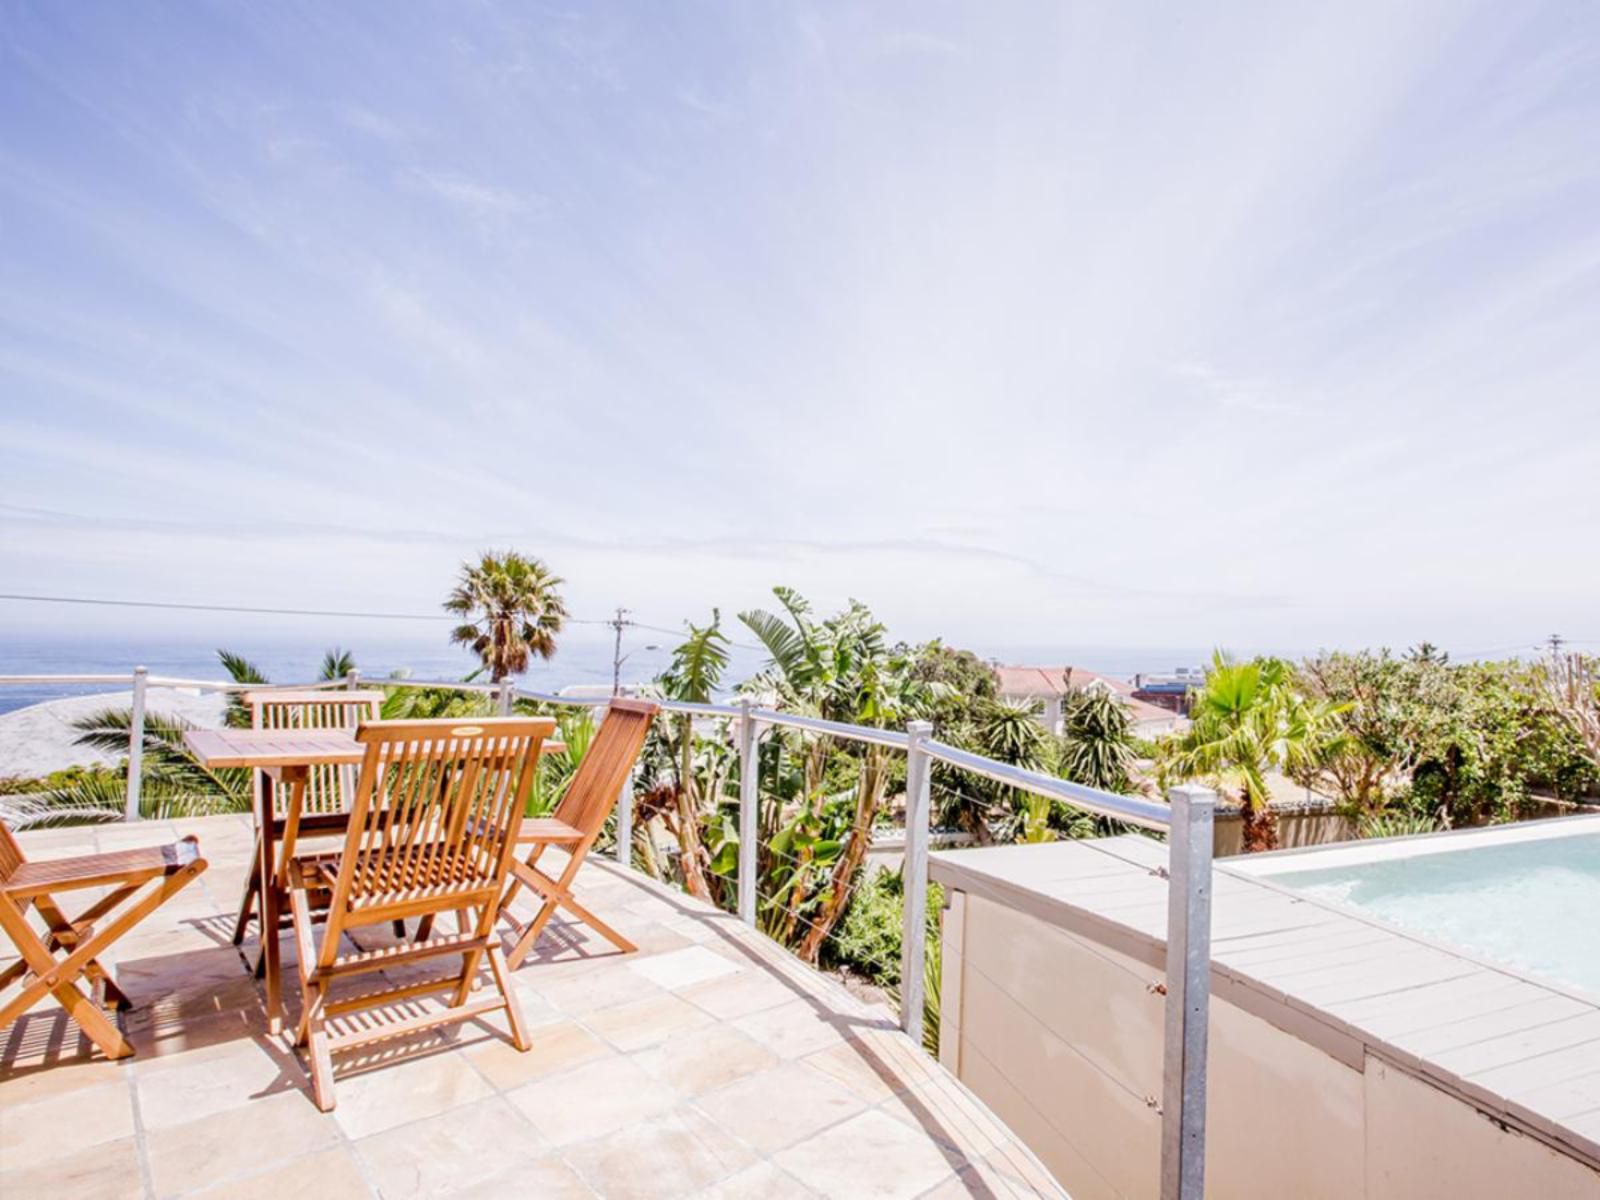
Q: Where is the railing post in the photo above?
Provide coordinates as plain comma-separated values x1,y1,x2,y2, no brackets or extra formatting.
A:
498,683,513,715
615,770,634,871
345,668,360,692
1161,785,1215,1200
737,699,758,926
126,666,148,822
611,703,633,871
900,719,934,1044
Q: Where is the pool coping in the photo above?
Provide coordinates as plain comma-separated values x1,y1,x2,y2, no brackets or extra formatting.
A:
1223,811,1600,876
931,834,1600,1174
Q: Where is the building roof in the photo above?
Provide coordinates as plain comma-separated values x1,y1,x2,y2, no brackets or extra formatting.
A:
995,666,1182,729
994,665,1135,700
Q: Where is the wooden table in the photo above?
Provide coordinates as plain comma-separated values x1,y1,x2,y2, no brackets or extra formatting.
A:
185,727,564,1035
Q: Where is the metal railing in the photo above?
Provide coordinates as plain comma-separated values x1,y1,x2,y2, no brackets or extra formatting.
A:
0,666,1215,1199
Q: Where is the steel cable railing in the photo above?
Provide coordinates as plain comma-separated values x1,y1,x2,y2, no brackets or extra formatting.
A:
0,666,1216,1199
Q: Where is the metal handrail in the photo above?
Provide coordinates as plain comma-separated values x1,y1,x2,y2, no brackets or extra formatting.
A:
923,738,1171,830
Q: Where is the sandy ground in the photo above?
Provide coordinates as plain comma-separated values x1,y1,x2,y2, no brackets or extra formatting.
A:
0,688,228,780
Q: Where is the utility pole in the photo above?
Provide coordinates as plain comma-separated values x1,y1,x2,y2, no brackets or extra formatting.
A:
1548,633,1566,659
610,607,632,695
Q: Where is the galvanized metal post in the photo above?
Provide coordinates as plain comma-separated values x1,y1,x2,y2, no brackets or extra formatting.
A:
1161,784,1216,1200
737,699,758,926
900,719,934,1044
615,771,634,870
126,666,148,822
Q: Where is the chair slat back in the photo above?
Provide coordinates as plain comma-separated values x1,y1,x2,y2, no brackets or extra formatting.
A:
552,699,659,841
245,690,384,818
331,716,555,912
0,821,24,886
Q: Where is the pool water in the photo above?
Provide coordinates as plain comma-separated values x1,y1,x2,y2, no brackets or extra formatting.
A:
1271,830,1600,998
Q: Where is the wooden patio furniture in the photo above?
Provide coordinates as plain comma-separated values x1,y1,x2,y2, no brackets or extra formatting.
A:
499,698,659,968
0,820,207,1061
285,715,554,1111
230,689,384,950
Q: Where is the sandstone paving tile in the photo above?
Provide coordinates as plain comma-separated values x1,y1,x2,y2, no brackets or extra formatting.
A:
504,1053,680,1146
693,1060,867,1154
562,1106,757,1199
774,1109,963,1200
0,1134,143,1200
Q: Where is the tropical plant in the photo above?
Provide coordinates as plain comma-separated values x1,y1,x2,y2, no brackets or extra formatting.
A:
44,708,252,823
1356,809,1442,839
444,551,568,681
824,869,944,1054
1058,686,1137,794
1544,652,1600,768
1161,651,1347,851
738,588,932,962
652,611,732,901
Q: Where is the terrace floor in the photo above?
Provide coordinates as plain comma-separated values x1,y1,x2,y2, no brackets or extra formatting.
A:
0,814,1066,1200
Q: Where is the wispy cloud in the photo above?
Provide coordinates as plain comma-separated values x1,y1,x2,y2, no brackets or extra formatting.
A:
1,3,1596,652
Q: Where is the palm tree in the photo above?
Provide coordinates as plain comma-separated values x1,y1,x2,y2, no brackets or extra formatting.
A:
1161,651,1345,851
444,552,568,682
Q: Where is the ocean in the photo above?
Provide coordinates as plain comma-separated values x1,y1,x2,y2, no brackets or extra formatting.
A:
0,631,1211,717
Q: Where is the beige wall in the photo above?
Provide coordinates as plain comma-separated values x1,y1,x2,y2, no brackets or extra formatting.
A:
939,890,1600,1199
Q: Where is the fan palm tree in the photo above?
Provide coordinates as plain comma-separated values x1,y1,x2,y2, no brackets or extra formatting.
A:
444,552,568,682
1161,652,1345,851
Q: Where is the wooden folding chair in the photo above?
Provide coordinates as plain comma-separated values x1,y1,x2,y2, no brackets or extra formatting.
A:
285,715,554,1111
0,821,207,1061
231,689,384,949
499,699,659,968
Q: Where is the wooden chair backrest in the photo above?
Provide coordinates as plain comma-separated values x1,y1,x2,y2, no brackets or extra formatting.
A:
552,699,660,841
331,716,556,912
245,690,385,818
0,821,23,886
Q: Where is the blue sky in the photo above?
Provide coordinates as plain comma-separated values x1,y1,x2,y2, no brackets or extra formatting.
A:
2,2,1597,659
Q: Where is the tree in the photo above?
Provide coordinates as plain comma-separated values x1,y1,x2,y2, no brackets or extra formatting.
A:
1058,686,1136,794
1161,652,1346,851
444,552,568,682
1544,652,1600,769
739,588,929,963
1294,650,1456,814
653,611,732,901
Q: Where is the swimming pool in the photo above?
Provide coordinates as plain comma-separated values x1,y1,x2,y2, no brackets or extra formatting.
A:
1230,818,1600,999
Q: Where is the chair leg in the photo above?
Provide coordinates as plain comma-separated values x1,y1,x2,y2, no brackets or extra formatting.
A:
555,892,638,956
0,861,205,1060
50,976,134,1060
288,887,335,1111
485,943,531,1052
232,847,263,946
506,895,560,969
29,895,131,1011
450,907,491,1007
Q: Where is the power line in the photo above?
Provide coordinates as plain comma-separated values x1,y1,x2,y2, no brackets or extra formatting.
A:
0,592,460,622
0,590,770,649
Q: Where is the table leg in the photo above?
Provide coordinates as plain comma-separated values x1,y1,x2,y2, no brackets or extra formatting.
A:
258,772,283,1035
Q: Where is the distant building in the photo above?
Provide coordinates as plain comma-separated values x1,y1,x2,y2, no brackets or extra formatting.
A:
994,665,1186,737
1130,668,1205,717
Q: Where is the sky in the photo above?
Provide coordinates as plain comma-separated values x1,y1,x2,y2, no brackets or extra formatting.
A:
1,1,1598,664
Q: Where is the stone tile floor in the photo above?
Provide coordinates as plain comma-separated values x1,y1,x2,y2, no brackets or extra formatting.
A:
0,814,1067,1199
